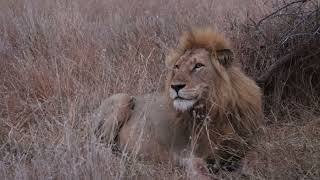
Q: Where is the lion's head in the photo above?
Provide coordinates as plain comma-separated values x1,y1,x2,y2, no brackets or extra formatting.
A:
165,28,237,112
164,28,263,167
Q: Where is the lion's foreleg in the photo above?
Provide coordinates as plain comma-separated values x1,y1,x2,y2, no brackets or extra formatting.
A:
93,93,134,144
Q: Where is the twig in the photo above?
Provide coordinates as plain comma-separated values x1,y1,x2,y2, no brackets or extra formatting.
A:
281,32,314,45
280,8,319,42
248,0,309,41
256,0,307,27
314,25,320,34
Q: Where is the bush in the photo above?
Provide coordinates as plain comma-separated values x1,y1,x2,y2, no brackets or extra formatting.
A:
0,0,319,179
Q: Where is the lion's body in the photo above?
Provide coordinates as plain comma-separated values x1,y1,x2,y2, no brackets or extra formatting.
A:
94,28,263,177
117,94,188,162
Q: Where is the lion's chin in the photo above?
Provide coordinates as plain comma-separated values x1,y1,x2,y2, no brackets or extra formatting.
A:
173,99,196,112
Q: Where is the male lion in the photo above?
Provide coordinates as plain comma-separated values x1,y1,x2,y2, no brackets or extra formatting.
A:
94,28,263,178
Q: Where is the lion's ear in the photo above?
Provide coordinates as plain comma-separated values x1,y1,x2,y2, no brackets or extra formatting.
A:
216,49,234,68
165,49,178,69
165,56,174,69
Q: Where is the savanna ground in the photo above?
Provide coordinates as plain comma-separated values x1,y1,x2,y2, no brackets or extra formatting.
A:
0,0,320,179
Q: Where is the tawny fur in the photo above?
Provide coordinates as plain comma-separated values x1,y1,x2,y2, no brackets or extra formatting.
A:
166,28,231,68
164,28,263,167
166,28,262,138
94,27,263,177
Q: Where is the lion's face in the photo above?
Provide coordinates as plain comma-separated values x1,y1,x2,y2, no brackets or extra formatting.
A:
168,48,214,111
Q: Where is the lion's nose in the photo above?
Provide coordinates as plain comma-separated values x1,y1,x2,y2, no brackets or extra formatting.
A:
171,84,186,93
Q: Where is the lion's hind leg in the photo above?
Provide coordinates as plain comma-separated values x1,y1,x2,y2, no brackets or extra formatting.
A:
93,93,134,144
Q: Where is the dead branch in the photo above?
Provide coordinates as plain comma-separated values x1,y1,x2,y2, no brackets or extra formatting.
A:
280,8,319,43
255,0,308,27
256,48,320,84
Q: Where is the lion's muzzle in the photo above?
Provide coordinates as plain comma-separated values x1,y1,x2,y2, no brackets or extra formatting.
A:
169,85,200,111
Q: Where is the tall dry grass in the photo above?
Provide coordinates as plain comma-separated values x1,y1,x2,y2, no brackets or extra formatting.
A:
0,0,319,179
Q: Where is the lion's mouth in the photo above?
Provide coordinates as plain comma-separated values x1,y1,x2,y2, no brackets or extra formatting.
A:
174,96,194,101
173,98,196,112
169,88,199,111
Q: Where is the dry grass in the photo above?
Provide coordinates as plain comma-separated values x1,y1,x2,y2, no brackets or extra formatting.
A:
0,0,319,179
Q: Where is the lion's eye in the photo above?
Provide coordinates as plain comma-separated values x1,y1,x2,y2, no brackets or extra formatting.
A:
174,64,179,69
193,63,204,70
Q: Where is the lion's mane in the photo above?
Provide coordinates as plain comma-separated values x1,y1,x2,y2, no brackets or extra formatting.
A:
165,28,263,160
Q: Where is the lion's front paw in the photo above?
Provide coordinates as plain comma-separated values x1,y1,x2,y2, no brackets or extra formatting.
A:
182,157,216,180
